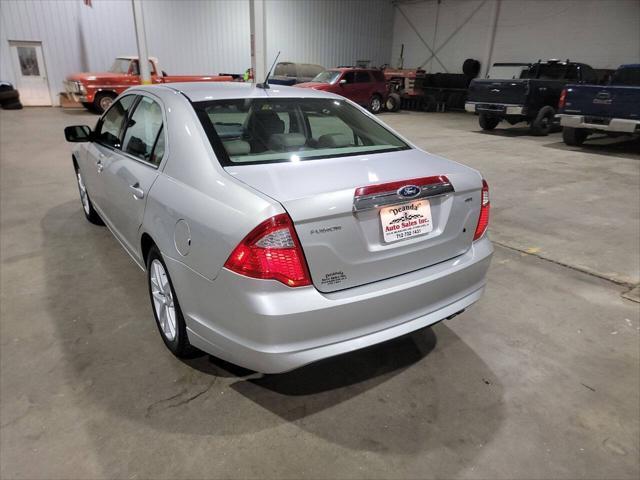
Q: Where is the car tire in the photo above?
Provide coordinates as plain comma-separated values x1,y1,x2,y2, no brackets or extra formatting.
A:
479,113,499,131
531,106,555,136
368,94,383,114
74,165,104,225
0,89,19,103
562,127,589,146
2,100,23,110
93,92,116,114
385,93,401,112
146,245,200,358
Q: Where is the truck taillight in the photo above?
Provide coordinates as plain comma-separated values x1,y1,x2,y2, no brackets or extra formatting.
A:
559,88,567,109
224,214,311,287
473,180,490,241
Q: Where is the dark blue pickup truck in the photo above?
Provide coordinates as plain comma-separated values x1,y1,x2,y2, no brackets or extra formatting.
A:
557,64,640,146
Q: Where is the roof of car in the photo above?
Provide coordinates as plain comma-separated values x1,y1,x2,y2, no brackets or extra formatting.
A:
140,82,345,102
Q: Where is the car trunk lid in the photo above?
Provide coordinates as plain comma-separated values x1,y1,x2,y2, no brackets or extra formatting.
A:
225,148,484,292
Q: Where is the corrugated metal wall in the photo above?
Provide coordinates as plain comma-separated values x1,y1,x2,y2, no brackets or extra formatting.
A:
140,0,251,76
0,0,395,106
265,0,394,68
0,0,136,106
391,0,640,73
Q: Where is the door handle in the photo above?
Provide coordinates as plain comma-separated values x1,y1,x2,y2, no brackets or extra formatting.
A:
129,183,145,199
96,159,104,173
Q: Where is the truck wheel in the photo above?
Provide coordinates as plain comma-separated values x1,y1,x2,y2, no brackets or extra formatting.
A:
93,92,116,114
531,106,555,136
385,93,401,112
368,94,383,114
479,113,499,131
562,127,589,146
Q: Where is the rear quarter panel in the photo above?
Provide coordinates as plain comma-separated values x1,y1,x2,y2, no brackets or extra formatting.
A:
140,88,280,280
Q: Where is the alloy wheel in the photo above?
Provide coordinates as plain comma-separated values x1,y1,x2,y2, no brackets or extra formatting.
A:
150,259,177,341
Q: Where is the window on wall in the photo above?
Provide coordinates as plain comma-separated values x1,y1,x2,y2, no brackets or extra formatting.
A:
17,46,39,76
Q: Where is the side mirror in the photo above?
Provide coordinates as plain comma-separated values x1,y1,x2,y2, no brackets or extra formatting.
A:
64,125,92,142
339,79,347,85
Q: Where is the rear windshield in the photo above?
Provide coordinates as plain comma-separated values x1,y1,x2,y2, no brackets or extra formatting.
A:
523,63,573,80
195,98,410,165
611,67,640,86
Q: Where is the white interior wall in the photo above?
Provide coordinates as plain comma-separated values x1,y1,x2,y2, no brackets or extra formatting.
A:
0,0,394,106
391,0,640,74
265,0,394,68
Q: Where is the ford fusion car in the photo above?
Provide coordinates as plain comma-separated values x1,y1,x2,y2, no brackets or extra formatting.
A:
64,82,493,373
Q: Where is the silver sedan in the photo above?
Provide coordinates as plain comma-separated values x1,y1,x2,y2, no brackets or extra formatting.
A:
64,82,493,373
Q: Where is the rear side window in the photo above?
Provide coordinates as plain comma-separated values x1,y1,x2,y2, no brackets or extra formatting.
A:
95,95,136,148
122,96,164,164
355,71,370,83
342,72,355,84
371,70,385,82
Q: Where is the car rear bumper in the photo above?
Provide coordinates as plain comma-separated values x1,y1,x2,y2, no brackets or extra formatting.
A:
557,114,640,133
165,237,493,373
465,102,525,116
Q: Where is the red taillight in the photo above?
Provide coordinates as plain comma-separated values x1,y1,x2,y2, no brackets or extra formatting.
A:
473,179,490,241
558,88,567,109
224,213,311,287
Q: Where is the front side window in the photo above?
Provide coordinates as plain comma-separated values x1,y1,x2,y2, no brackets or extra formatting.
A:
355,71,371,83
122,96,164,163
196,98,409,165
95,95,137,148
130,60,156,76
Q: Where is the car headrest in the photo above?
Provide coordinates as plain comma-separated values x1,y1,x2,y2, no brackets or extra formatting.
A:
223,139,250,156
250,110,285,136
268,133,306,152
317,133,351,148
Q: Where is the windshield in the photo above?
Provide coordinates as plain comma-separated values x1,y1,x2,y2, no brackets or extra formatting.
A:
487,65,528,79
195,98,410,165
311,70,341,84
109,58,131,74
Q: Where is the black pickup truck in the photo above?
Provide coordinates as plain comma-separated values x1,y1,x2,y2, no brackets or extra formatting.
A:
465,60,599,135
557,64,640,146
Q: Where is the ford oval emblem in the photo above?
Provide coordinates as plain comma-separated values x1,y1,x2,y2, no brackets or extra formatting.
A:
398,185,420,198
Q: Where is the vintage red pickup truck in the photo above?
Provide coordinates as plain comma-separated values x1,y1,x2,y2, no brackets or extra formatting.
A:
64,56,235,113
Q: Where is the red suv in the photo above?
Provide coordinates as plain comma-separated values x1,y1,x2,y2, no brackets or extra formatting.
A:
296,68,388,113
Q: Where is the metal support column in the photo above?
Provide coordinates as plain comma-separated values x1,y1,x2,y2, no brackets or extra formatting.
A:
249,0,267,83
132,0,151,85
482,0,501,78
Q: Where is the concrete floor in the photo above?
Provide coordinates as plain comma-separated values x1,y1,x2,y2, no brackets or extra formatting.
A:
1,107,638,479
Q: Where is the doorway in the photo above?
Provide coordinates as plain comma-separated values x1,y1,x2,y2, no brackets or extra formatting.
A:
8,41,52,106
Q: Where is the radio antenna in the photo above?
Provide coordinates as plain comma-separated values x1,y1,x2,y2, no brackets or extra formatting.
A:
256,51,281,89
